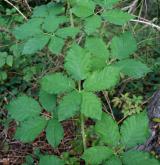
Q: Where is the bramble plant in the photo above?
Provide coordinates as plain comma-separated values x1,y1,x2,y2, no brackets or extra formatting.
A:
3,0,160,164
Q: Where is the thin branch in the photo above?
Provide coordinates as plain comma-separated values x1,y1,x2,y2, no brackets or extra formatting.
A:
130,19,160,31
103,91,115,120
4,0,28,21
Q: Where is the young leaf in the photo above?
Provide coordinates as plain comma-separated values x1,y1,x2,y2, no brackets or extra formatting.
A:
39,89,56,112
120,112,150,148
71,0,95,18
13,18,43,40
46,119,64,148
85,37,109,60
15,117,47,142
84,15,102,35
82,146,114,165
95,112,120,146
39,155,64,165
105,156,122,165
115,59,151,78
56,27,79,39
41,73,75,94
58,91,81,121
110,32,137,59
83,66,120,92
64,44,91,80
122,150,160,165
7,95,41,122
81,92,102,120
102,9,134,25
48,36,64,55
23,35,50,55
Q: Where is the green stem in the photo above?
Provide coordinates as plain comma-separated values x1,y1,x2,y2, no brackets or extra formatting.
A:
67,1,74,27
78,81,87,151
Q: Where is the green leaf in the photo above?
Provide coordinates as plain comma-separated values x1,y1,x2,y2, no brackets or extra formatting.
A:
39,155,64,165
46,119,64,148
115,59,151,78
84,15,102,35
102,9,134,25
95,112,120,146
23,35,50,54
82,146,114,165
7,95,41,122
85,37,109,70
120,112,150,148
58,91,81,121
0,52,7,68
47,3,65,16
32,5,48,18
105,156,122,165
122,150,160,165
110,32,137,59
94,0,120,8
56,27,79,39
81,92,102,120
6,55,13,67
39,89,56,112
13,18,43,40
83,66,120,92
64,44,91,80
85,37,109,59
72,0,95,18
15,117,47,142
48,36,64,55
41,73,75,94
42,15,68,33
